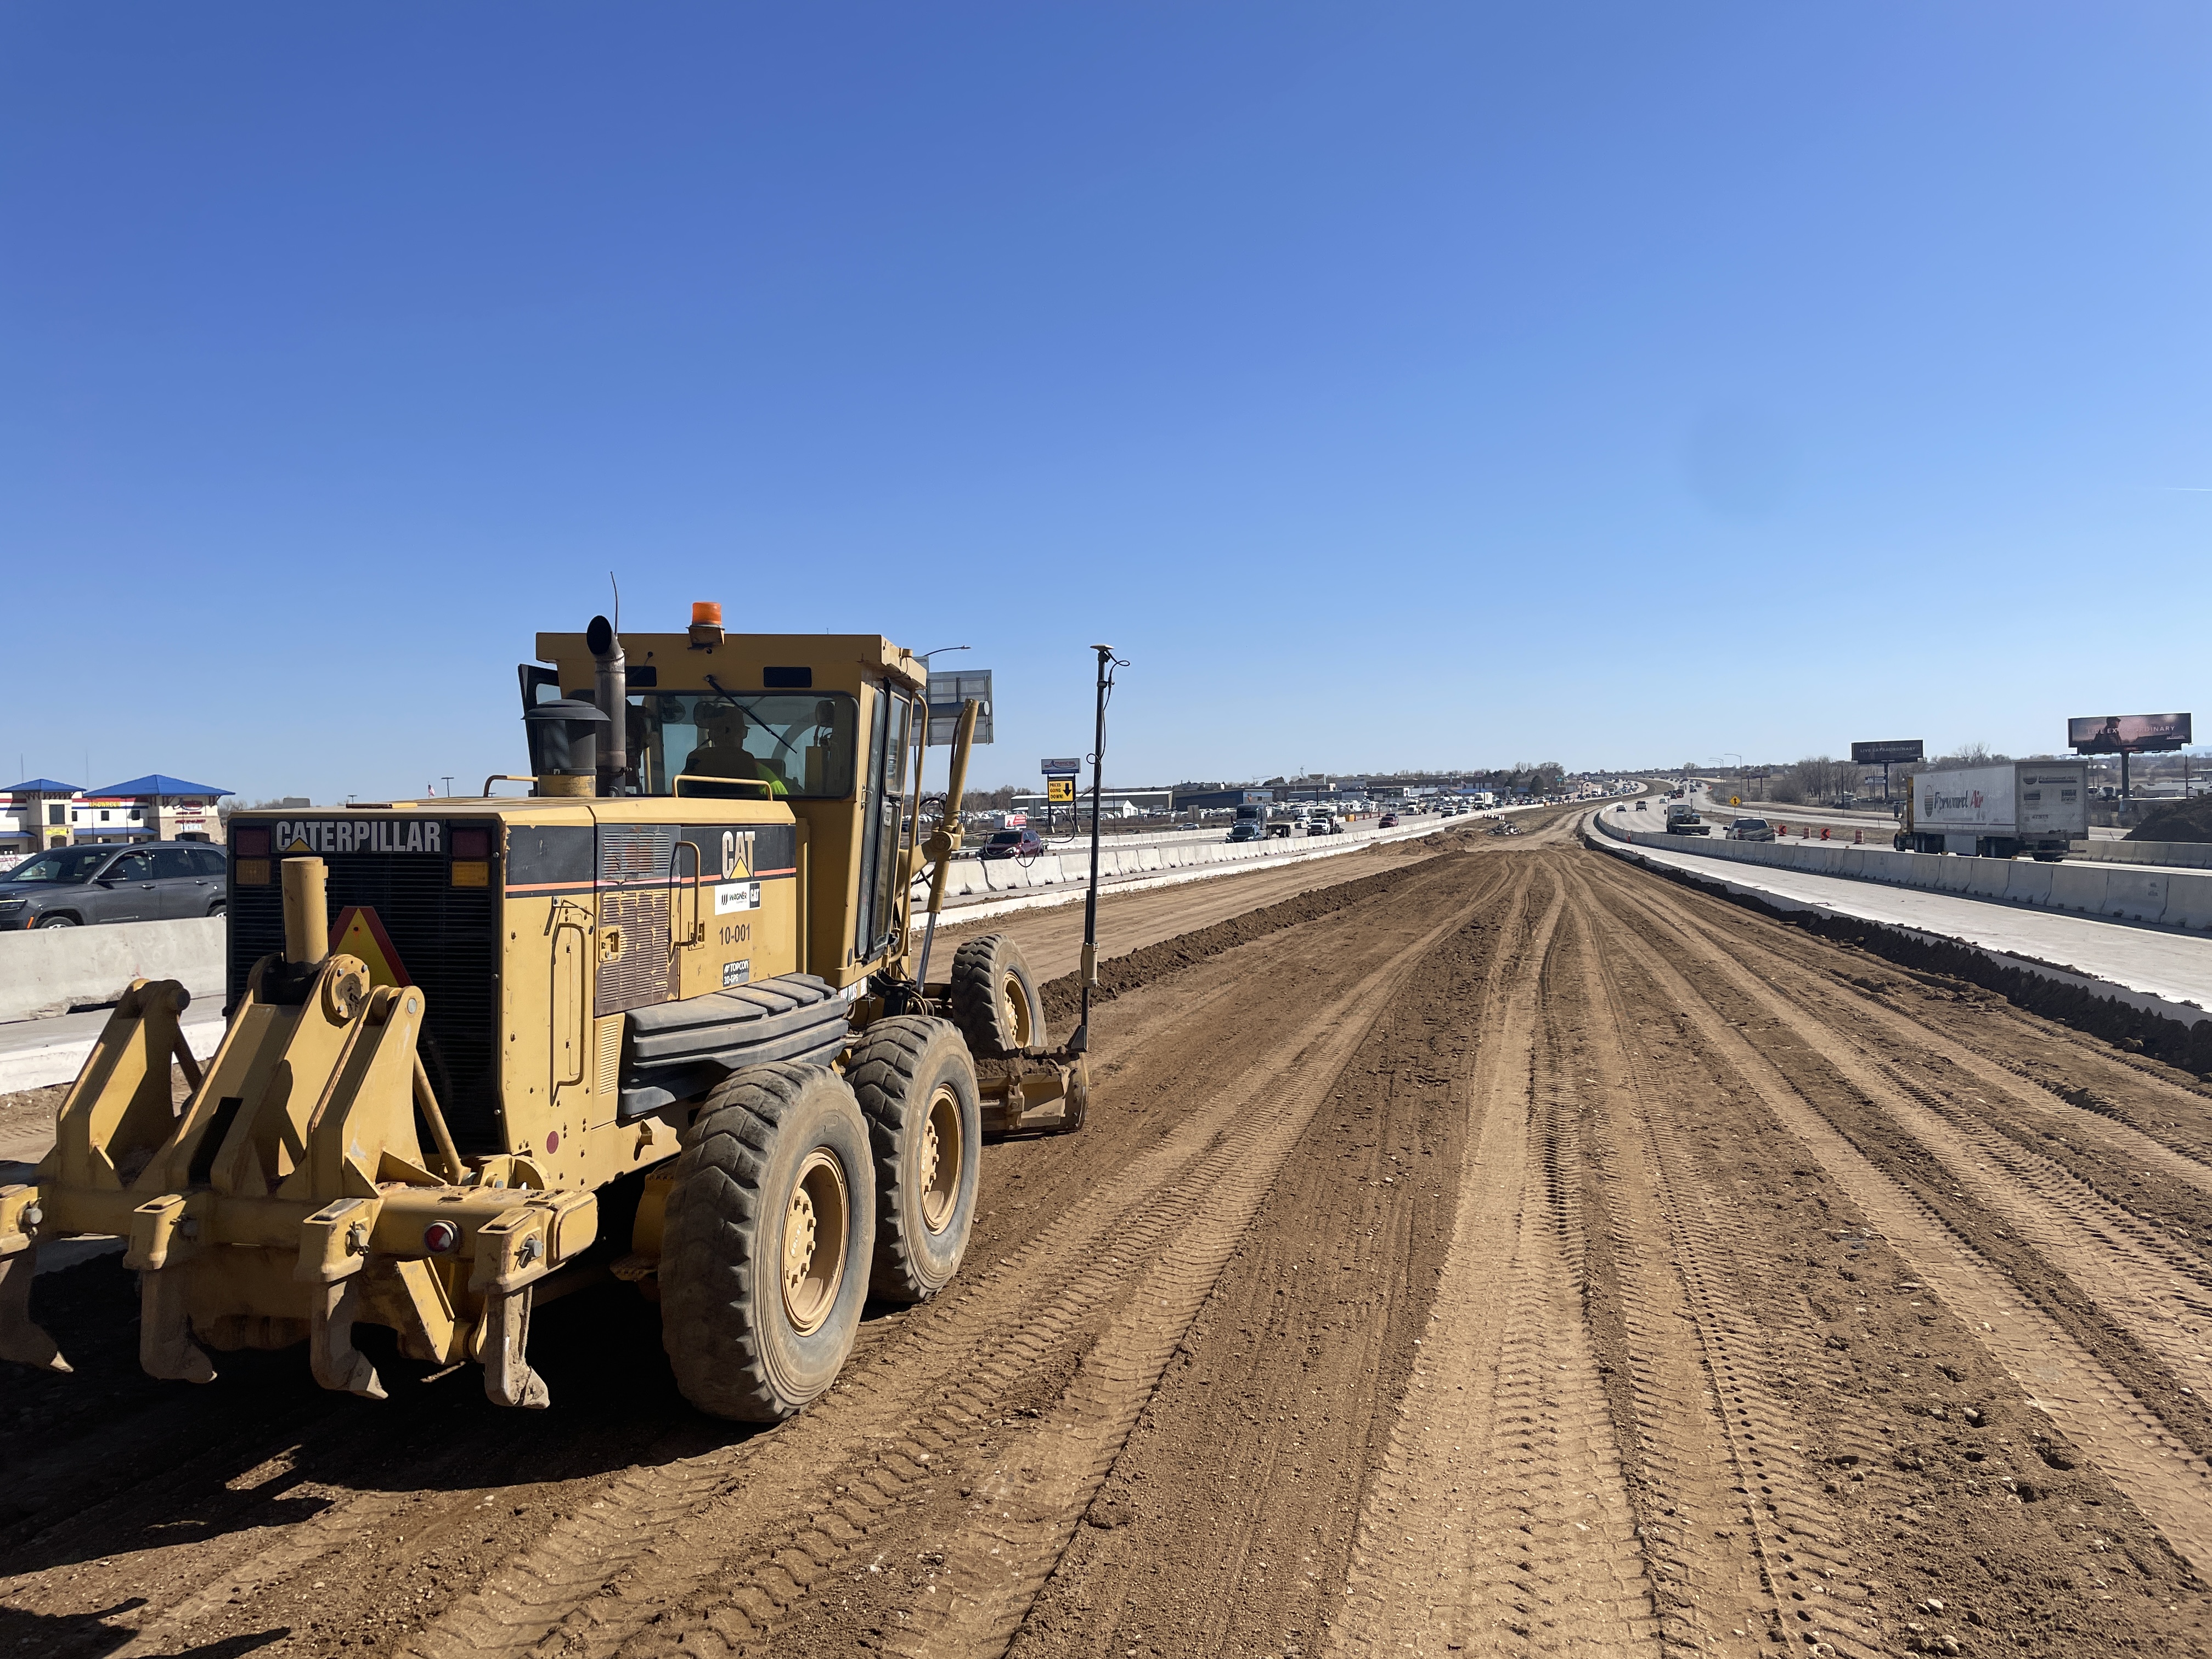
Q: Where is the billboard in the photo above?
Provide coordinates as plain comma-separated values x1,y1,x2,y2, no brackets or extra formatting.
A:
2067,713,2193,754
1850,739,1924,765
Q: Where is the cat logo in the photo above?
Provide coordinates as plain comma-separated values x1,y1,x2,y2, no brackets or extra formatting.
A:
719,829,757,879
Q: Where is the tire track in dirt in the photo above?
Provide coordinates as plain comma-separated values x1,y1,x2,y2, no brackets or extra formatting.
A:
388,857,1519,1659
1583,855,2212,1573
1764,966,2212,1211
1635,912,2212,1407
877,870,1526,1659
1326,873,1667,1655
1000,864,1545,1658
1544,876,1883,1657
1564,872,1892,1657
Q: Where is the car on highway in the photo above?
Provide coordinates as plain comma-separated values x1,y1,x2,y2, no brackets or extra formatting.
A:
977,827,1045,861
0,840,230,928
1725,817,1775,842
1305,814,1343,836
1378,813,1398,828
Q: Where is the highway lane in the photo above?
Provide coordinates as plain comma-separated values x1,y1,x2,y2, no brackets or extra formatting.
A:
1679,779,2138,840
1589,814,2212,1012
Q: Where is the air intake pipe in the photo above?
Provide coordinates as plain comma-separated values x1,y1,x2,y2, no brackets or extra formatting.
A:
586,614,627,795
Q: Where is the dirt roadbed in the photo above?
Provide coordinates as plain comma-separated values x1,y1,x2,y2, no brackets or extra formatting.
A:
10,813,2212,1657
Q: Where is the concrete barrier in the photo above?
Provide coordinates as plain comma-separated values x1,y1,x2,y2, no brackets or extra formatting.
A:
2045,865,2110,915
1964,861,2012,900
2160,877,2212,932
0,916,224,1023
2102,871,2169,924
1593,809,2212,940
2078,839,2212,871
2005,862,2055,906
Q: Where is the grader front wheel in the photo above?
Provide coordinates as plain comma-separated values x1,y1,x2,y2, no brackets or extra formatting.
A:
950,934,1043,1059
659,1063,876,1421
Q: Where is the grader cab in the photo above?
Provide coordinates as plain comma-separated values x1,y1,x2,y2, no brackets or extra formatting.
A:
0,608,1098,1420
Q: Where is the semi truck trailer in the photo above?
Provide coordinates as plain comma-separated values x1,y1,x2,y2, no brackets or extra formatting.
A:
1895,761,2088,860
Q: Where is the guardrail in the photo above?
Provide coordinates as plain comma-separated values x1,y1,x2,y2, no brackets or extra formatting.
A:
1588,809,2212,934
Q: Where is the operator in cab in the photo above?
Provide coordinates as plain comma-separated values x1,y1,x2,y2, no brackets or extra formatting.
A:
683,702,792,796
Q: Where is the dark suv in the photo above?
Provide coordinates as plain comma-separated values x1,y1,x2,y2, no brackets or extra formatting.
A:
977,827,1046,861
0,841,229,928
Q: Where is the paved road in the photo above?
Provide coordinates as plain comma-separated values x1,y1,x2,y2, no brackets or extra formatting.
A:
1594,816,2212,1011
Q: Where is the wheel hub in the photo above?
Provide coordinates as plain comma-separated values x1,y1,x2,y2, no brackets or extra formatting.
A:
1001,972,1032,1049
919,1083,962,1234
780,1148,849,1335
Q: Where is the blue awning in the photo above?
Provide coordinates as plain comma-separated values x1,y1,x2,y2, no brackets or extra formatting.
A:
84,775,233,799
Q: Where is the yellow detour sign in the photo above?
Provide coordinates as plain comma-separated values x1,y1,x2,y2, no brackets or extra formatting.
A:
330,905,413,988
1047,777,1075,803
1730,796,1741,806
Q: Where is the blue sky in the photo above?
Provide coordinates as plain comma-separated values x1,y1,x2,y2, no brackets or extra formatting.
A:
3,4,2206,800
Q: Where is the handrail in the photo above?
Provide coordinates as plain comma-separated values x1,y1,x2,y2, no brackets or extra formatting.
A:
483,775,535,797
672,840,704,945
674,773,776,800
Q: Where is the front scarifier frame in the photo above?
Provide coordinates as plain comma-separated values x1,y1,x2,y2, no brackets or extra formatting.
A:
0,856,596,1408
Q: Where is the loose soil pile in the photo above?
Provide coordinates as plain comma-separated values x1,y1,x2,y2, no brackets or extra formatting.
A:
2127,795,2212,844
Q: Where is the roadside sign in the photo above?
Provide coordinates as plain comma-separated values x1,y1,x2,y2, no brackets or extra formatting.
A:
1729,796,1740,806
1040,757,1081,776
926,670,994,746
1047,778,1075,803
1850,740,1923,765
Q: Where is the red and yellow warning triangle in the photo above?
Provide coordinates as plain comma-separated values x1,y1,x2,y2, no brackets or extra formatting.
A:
329,905,413,988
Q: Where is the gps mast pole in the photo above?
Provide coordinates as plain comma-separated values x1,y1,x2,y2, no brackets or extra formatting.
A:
1071,644,1122,1057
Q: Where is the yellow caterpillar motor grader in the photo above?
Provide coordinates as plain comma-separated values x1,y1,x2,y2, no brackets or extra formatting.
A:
0,607,1107,1419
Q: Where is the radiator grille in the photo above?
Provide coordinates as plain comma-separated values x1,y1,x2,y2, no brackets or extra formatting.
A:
599,826,676,884
229,839,503,1153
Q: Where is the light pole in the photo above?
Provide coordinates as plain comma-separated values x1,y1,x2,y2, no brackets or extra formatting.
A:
1719,753,1743,806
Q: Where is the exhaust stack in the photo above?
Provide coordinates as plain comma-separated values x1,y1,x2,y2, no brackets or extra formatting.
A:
586,613,627,795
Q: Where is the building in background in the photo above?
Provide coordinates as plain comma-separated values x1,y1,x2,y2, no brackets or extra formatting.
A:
0,778,83,859
78,775,234,844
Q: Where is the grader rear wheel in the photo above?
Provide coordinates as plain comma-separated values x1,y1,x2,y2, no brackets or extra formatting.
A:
950,934,1043,1059
659,1062,876,1421
846,1016,982,1302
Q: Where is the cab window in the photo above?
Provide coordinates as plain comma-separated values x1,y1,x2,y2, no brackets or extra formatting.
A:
633,692,859,798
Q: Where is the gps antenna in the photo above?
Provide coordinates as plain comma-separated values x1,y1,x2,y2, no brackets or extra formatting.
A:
1070,643,1126,1056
